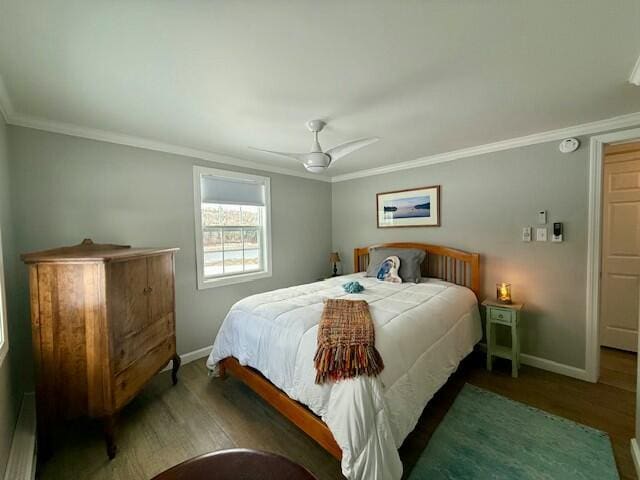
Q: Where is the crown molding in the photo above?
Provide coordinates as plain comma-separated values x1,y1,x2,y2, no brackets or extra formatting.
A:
330,111,640,182
0,75,14,124
3,75,640,184
630,53,640,86
5,111,331,182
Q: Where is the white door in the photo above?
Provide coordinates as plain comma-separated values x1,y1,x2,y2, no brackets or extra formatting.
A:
600,141,640,352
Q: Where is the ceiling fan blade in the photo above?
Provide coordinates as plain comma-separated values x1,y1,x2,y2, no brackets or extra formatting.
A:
325,137,379,165
248,147,309,163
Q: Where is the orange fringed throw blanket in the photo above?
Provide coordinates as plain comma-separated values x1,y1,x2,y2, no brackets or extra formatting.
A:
314,299,384,384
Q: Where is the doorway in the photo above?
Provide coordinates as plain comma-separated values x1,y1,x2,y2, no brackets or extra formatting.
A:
598,140,640,391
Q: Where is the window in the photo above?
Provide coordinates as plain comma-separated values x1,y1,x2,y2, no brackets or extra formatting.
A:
0,226,8,366
194,166,272,288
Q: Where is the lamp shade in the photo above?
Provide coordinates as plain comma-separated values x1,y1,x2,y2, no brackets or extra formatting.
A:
329,252,341,264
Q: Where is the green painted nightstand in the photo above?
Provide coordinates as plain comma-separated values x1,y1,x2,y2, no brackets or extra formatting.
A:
482,300,524,378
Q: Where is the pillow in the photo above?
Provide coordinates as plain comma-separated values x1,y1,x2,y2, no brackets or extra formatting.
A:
366,247,426,283
376,256,402,283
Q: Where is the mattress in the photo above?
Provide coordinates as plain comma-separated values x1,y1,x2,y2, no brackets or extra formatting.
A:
207,273,482,480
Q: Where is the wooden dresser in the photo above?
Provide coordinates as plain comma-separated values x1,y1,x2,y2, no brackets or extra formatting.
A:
21,239,180,459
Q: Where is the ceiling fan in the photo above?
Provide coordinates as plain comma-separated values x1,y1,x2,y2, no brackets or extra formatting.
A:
250,120,379,173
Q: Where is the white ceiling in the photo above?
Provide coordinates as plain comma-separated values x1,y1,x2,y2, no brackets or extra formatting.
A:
1,1,639,178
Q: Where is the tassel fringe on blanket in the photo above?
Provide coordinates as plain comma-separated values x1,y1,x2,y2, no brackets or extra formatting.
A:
314,299,384,384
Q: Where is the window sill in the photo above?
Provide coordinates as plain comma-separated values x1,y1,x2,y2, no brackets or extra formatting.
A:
198,270,272,289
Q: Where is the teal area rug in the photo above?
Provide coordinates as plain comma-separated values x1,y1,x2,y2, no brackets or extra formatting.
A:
408,384,619,480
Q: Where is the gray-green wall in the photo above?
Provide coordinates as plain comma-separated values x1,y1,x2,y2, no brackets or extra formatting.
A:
0,116,23,477
2,122,635,452
332,140,589,369
8,125,333,359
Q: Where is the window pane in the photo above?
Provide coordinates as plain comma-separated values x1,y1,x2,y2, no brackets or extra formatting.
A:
204,251,223,277
223,249,244,274
222,205,242,226
241,206,260,226
223,228,243,274
243,228,259,250
202,204,223,227
203,229,222,251
223,229,242,251
203,229,223,276
244,248,260,271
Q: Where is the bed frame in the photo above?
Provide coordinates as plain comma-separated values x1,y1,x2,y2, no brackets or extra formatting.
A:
353,242,481,298
218,242,481,460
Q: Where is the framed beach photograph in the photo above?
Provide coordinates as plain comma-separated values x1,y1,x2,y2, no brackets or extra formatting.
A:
376,185,440,228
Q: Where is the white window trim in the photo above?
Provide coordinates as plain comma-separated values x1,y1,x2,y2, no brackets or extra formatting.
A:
0,225,8,367
193,165,272,289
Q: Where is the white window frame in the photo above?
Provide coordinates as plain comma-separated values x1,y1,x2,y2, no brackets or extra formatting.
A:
0,225,8,366
193,165,272,289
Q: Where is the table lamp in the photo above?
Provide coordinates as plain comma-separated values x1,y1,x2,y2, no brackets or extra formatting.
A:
329,252,341,277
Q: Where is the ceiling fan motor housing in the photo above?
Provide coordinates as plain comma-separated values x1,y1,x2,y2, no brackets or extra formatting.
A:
303,151,330,172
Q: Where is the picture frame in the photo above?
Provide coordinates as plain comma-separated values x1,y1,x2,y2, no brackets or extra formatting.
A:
376,185,440,228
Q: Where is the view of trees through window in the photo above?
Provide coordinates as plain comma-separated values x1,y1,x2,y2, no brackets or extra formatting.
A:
202,204,262,276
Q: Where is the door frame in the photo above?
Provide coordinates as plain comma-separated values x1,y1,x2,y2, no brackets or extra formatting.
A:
586,127,640,382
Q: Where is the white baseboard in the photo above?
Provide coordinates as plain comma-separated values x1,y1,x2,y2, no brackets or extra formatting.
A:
161,345,212,372
631,439,640,478
4,393,36,480
477,343,589,381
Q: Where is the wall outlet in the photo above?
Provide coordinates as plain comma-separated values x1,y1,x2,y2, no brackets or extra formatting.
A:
522,227,532,242
536,227,547,242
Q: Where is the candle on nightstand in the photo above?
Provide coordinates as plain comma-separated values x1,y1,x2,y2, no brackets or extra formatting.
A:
496,282,512,304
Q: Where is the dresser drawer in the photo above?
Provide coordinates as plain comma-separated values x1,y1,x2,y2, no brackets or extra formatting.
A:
113,337,174,409
489,307,515,325
113,314,174,374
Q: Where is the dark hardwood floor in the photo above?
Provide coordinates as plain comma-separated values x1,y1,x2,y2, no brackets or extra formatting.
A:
600,346,637,393
38,352,635,480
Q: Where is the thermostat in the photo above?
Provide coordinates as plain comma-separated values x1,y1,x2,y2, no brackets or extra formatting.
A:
552,222,563,242
559,138,580,153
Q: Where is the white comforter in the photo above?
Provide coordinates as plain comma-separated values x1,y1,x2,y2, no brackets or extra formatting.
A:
207,273,481,479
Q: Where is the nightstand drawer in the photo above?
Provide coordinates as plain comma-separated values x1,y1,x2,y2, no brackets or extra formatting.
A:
489,308,515,325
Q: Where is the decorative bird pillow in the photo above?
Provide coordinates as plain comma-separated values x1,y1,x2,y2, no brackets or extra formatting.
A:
376,256,402,283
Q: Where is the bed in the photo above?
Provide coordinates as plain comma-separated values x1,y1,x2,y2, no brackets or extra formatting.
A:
207,242,481,480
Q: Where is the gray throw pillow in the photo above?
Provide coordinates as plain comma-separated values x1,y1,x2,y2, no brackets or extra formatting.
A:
366,247,426,283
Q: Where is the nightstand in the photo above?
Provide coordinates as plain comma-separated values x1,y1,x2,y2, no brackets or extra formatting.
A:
482,300,524,378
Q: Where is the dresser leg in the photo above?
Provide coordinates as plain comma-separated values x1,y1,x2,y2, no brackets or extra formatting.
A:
103,415,117,460
36,425,53,461
171,354,181,386
35,387,54,460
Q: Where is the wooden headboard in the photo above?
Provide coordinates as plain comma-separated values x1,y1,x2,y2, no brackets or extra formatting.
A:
353,242,481,299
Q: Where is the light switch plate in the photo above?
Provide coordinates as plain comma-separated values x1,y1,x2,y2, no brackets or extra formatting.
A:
522,227,532,242
537,210,547,224
536,227,547,241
